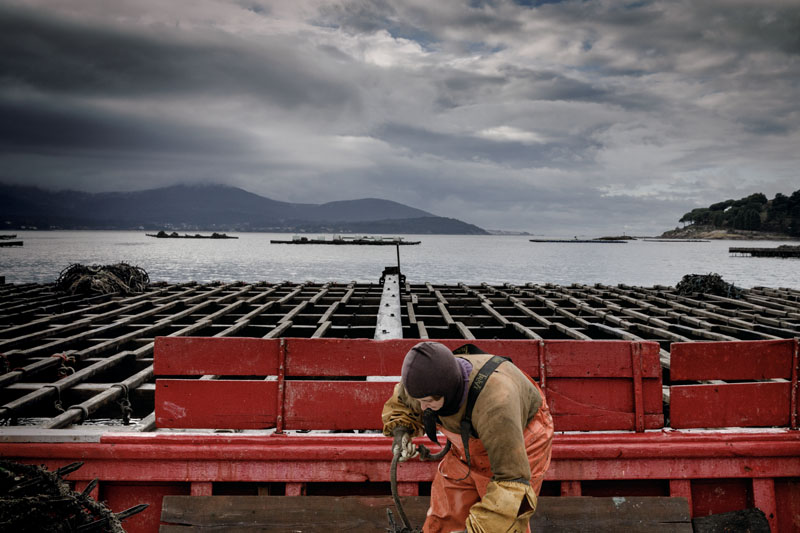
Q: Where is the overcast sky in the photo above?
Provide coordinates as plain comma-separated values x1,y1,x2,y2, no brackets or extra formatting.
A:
1,0,798,235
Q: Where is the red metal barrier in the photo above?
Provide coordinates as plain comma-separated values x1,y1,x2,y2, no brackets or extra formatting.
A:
154,337,663,432
3,338,799,533
670,339,800,429
3,431,799,532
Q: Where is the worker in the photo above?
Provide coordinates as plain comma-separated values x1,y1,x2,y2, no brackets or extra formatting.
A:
382,341,554,533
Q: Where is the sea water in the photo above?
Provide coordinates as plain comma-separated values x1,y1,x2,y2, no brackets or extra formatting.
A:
1,231,798,288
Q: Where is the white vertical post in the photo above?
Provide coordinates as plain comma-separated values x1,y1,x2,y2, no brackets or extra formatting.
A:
375,274,403,340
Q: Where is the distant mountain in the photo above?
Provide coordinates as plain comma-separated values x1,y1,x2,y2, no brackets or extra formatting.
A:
0,183,488,234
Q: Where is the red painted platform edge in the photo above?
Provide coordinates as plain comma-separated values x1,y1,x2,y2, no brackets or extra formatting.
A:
98,429,800,447
3,431,798,462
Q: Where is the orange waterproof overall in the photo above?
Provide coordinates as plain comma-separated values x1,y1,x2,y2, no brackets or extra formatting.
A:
424,380,554,533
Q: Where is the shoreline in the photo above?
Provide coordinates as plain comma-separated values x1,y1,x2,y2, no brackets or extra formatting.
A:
659,226,799,241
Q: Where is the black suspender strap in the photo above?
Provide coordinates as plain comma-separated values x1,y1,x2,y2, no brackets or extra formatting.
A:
459,355,509,468
453,343,488,355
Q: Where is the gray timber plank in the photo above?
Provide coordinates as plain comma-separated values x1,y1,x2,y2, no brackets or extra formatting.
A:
160,495,692,532
532,496,693,532
160,495,429,532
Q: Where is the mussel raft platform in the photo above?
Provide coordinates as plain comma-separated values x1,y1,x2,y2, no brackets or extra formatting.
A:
1,277,799,429
1,276,799,532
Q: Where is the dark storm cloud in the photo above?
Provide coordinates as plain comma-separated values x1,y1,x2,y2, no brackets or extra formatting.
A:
319,0,523,45
0,3,356,109
694,3,800,56
559,1,800,74
497,66,636,106
433,71,507,109
317,0,399,34
0,97,252,154
0,0,798,235
440,7,523,35
375,122,598,169
434,65,620,108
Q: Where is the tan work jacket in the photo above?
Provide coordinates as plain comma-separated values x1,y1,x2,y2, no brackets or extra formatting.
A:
382,353,549,532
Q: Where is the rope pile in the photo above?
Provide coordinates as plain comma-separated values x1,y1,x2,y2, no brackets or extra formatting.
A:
0,460,146,532
675,273,743,298
55,263,150,296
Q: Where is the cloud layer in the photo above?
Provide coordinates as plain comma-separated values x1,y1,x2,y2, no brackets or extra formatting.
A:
2,0,798,234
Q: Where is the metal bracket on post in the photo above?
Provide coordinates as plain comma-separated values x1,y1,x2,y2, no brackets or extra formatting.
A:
791,337,798,430
631,342,645,433
275,338,287,434
537,340,547,393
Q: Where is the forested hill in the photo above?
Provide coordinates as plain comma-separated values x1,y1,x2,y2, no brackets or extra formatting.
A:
0,183,489,235
676,190,800,237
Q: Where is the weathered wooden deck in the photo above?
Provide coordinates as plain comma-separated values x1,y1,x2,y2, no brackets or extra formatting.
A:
0,279,798,429
1,278,798,532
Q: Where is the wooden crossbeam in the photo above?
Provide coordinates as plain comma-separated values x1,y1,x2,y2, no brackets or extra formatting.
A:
160,495,692,532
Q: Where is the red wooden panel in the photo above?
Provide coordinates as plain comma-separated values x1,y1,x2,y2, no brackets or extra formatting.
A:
544,341,661,378
432,339,544,376
554,413,664,432
775,478,800,533
154,337,279,376
670,382,791,428
547,378,663,431
102,482,187,533
284,338,660,378
156,379,278,429
284,338,542,377
155,337,660,378
670,340,794,381
283,380,398,430
752,478,777,533
286,339,412,376
691,479,750,518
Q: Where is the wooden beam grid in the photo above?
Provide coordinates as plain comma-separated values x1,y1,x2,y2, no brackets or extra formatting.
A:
0,282,306,427
616,285,799,337
514,286,592,340
458,285,549,340
1,280,799,432
572,288,736,342
0,290,168,341
0,284,99,305
751,286,800,306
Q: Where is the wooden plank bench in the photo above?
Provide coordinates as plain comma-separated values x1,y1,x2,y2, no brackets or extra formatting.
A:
159,495,693,532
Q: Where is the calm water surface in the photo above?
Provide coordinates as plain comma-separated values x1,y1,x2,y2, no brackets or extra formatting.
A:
1,231,798,288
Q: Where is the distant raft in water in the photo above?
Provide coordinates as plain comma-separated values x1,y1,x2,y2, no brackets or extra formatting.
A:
146,231,238,239
529,238,627,243
270,235,421,245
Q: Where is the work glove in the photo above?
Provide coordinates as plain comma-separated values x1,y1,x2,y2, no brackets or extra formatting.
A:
392,426,418,462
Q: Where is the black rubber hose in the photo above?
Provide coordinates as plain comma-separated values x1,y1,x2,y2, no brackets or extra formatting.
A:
418,440,451,461
390,451,414,531
389,440,451,532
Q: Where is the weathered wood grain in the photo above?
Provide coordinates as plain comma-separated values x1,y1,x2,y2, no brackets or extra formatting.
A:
160,495,692,532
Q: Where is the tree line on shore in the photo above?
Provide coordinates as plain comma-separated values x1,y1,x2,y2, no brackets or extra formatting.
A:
679,189,800,236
